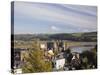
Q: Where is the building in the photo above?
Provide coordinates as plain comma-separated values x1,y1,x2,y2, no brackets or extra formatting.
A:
53,53,65,70
53,58,65,70
54,58,65,70
13,48,28,69
70,52,81,70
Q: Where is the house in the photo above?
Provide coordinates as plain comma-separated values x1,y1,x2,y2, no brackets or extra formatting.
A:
53,53,65,70
70,52,81,70
53,58,65,70
14,69,22,74
13,48,28,69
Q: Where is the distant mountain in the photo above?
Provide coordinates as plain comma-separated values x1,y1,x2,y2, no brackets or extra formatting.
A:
13,32,97,42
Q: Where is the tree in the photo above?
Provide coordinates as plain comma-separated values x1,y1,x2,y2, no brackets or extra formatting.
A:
91,45,97,68
65,48,71,54
80,45,97,69
65,48,73,64
22,40,52,73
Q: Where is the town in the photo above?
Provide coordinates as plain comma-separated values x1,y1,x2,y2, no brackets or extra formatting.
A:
11,1,97,74
12,36,97,73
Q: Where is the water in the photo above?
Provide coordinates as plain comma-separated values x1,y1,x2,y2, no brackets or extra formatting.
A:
70,46,95,53
69,42,96,53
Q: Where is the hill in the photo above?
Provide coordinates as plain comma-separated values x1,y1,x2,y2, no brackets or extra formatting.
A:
13,32,97,42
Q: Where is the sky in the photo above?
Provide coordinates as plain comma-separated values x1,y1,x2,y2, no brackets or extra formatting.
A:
13,1,97,34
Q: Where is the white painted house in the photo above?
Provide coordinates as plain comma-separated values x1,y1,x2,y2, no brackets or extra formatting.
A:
54,58,65,70
14,69,22,74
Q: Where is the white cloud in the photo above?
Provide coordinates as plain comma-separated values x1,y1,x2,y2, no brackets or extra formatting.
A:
14,2,97,33
51,26,60,31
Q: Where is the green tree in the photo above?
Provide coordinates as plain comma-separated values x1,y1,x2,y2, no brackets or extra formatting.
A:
22,41,52,73
65,48,73,64
81,45,97,69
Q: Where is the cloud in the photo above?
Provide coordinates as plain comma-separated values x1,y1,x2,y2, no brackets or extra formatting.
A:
14,2,97,33
51,26,60,31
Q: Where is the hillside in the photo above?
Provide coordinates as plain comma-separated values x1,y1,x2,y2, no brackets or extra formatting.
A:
13,32,97,42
